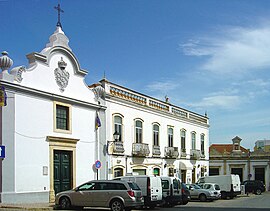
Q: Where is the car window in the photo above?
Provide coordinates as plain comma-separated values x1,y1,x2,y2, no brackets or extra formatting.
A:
115,183,127,190
173,179,180,189
204,184,211,189
192,184,201,189
214,184,221,190
78,182,95,191
128,182,140,190
162,180,169,189
104,183,116,190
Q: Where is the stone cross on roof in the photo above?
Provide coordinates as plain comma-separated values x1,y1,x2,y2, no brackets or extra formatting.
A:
54,3,64,28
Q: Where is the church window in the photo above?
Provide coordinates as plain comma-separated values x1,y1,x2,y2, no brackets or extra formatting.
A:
54,102,72,133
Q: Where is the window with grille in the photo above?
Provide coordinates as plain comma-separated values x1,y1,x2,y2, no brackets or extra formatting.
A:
56,105,69,130
54,102,71,133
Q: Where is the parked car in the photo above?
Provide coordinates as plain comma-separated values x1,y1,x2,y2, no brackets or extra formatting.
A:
242,180,266,195
198,183,221,200
185,184,216,202
197,174,241,199
114,175,163,208
55,180,144,211
181,183,190,205
161,176,182,207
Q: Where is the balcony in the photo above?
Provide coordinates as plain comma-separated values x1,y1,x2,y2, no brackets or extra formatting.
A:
132,143,150,157
111,141,125,155
165,147,179,158
152,145,161,157
190,149,201,159
200,150,206,158
180,149,187,158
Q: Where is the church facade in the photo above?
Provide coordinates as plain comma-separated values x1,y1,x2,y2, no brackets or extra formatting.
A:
0,26,106,203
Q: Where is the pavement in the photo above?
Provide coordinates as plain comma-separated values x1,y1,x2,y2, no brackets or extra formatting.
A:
0,203,54,210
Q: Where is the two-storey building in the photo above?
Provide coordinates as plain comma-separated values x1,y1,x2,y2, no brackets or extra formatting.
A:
95,79,210,183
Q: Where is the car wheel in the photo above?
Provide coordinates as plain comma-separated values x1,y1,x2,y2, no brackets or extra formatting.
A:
221,192,227,199
256,189,262,195
182,200,188,205
110,199,124,211
199,194,207,202
59,196,71,210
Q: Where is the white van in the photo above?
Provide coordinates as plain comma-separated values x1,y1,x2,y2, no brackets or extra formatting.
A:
197,174,241,199
161,176,182,207
114,175,163,208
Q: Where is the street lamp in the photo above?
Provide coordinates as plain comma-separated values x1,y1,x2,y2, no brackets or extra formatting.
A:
113,131,120,142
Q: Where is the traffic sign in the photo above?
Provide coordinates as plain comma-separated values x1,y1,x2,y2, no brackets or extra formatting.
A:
95,160,101,169
0,146,5,158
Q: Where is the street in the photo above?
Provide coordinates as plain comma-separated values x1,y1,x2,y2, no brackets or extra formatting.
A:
0,192,269,211
76,192,270,211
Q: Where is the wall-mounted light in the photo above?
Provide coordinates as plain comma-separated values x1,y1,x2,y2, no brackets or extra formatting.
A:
113,131,120,141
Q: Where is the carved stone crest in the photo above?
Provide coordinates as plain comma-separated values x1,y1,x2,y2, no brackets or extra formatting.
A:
54,57,69,92
10,66,26,83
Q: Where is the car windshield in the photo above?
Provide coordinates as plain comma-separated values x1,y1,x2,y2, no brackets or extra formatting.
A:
192,184,202,189
128,182,140,190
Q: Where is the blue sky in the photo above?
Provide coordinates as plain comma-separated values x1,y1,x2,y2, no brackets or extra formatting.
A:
2,0,270,150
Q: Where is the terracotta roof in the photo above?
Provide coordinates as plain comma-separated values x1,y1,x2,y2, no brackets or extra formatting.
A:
210,144,248,153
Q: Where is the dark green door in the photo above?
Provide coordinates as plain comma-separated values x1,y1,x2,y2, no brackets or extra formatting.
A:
54,150,72,194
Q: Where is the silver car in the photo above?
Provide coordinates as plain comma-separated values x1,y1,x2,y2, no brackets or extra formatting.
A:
185,184,216,202
55,180,144,211
198,183,221,200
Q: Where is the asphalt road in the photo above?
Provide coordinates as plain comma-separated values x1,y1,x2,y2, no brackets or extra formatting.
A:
0,192,269,211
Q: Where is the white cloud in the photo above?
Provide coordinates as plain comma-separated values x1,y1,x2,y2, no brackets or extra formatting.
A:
189,95,242,110
145,81,179,93
181,26,270,75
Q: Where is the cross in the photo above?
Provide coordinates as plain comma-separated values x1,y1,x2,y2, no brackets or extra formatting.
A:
54,3,64,28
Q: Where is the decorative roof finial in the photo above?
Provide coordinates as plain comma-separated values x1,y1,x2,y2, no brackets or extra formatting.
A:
0,51,13,73
54,3,64,28
165,95,169,103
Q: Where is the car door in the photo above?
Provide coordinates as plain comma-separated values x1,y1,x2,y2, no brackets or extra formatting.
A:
187,185,197,199
71,182,95,207
89,182,109,207
244,181,252,193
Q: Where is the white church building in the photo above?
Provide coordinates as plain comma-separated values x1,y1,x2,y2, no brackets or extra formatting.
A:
0,25,106,203
0,5,210,204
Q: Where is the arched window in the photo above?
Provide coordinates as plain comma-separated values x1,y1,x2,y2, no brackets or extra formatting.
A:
153,124,159,146
169,167,174,177
168,128,173,147
114,168,124,178
153,168,160,176
114,115,123,142
201,134,205,154
181,129,186,152
191,132,196,149
135,120,143,143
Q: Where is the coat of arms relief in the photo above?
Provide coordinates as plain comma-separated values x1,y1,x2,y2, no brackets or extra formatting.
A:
54,57,69,92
